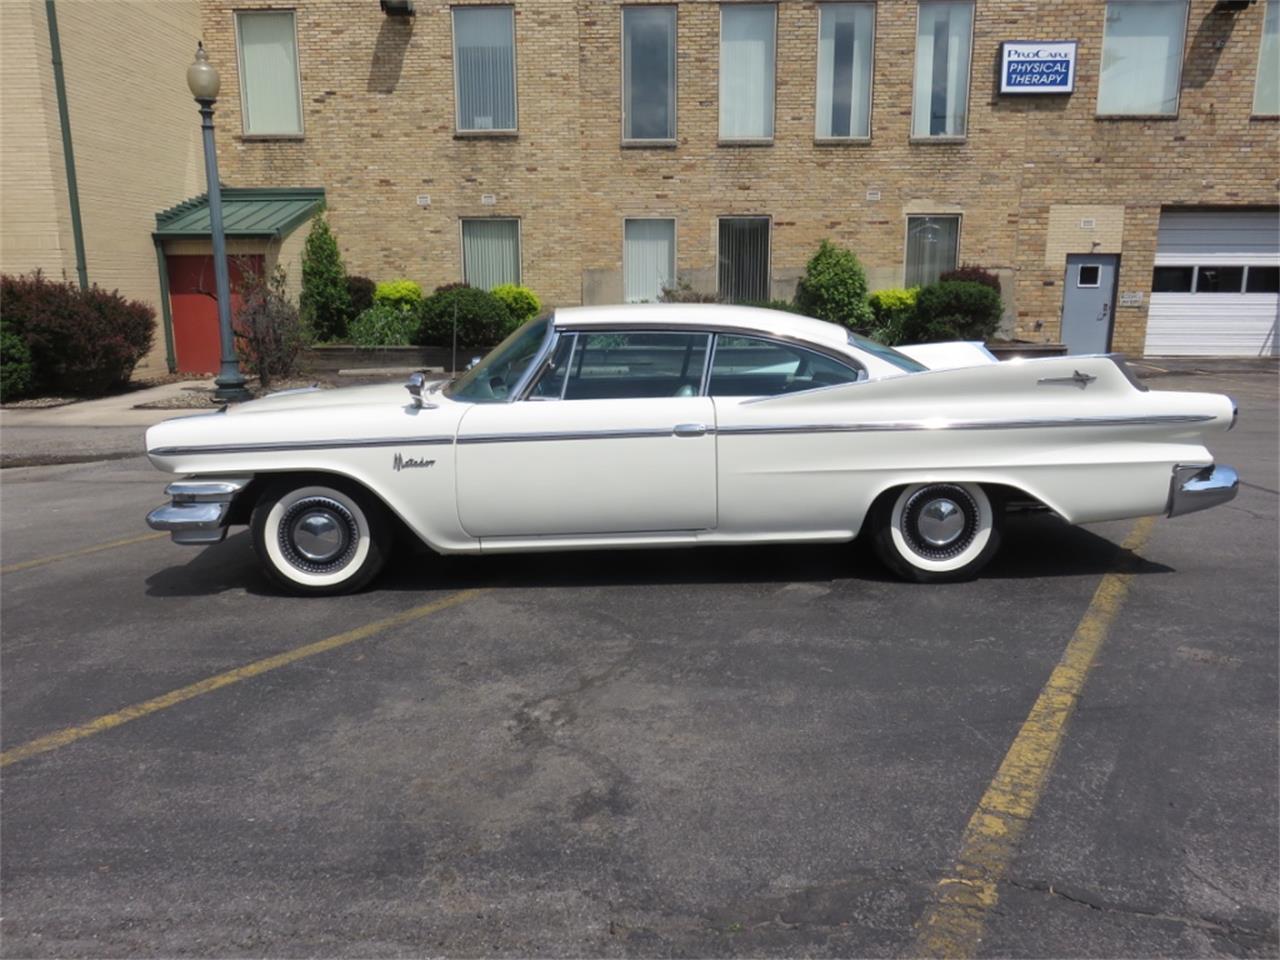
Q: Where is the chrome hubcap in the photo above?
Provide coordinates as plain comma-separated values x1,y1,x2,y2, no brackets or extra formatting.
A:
291,509,346,562
917,498,965,547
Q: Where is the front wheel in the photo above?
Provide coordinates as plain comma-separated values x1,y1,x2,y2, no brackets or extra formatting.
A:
251,479,389,596
870,482,1002,583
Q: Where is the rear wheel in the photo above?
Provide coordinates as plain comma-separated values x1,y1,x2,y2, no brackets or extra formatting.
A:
871,482,1002,583
251,479,389,596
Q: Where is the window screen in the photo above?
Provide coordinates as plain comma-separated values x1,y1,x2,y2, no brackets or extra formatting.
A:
718,217,770,303
623,6,676,140
236,12,302,135
453,6,517,131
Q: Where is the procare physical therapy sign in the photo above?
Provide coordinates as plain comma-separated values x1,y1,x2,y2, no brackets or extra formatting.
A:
1000,41,1077,94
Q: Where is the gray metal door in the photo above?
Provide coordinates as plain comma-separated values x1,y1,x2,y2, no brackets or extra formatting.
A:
1061,255,1118,354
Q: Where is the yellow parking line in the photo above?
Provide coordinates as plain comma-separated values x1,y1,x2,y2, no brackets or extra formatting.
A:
912,516,1157,959
0,588,485,768
0,532,168,575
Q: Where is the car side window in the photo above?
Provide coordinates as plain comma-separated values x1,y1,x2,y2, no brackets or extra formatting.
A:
556,331,710,400
527,333,577,399
708,335,861,397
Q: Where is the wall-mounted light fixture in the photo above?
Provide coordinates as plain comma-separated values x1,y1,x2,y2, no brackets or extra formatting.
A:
1213,0,1256,11
380,0,415,15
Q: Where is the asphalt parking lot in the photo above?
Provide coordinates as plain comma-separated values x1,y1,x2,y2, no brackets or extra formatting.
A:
1,370,1276,959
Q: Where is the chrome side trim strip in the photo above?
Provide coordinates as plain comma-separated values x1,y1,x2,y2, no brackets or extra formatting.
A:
458,426,713,445
717,414,1214,437
150,436,455,457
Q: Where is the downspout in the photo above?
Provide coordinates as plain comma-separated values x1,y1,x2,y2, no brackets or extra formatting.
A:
46,0,88,290
153,237,177,373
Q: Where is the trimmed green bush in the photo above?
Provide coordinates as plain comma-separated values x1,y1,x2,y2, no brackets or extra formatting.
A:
414,285,515,349
300,215,351,342
0,270,154,396
868,287,919,345
373,279,424,309
491,284,541,324
0,328,33,402
349,303,419,347
346,275,376,318
794,240,874,331
940,264,1002,295
659,278,718,303
906,281,1003,343
742,299,803,314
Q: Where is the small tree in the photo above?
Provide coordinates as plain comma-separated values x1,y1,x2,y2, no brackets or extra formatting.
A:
299,214,351,342
794,240,874,332
234,261,307,390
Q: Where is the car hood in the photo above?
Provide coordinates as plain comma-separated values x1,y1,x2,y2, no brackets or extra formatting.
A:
225,381,445,415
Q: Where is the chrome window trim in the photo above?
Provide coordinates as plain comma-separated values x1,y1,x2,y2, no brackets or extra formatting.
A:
149,436,455,457
509,316,560,401
706,330,864,398
519,327,716,402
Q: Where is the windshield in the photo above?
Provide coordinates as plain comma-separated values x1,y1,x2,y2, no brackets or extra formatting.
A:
444,317,551,403
846,331,928,373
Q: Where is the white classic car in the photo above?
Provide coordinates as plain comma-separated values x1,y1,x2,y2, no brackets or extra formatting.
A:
146,304,1239,595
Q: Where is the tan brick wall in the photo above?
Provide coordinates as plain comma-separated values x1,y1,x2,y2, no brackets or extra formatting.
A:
1,0,205,375
199,0,1280,352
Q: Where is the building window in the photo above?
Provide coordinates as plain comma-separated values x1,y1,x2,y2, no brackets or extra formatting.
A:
719,5,776,141
1246,266,1280,293
1151,265,1279,293
461,219,520,289
1256,1,1280,115
623,6,676,141
718,217,770,302
235,11,303,136
1097,1,1188,116
905,215,959,287
911,1,973,138
623,219,676,303
816,3,874,139
453,6,517,133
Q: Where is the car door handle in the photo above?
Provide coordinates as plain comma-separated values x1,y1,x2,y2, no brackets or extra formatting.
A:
672,423,708,437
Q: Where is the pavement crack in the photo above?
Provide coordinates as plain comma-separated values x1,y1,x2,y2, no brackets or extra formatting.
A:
1005,877,1279,950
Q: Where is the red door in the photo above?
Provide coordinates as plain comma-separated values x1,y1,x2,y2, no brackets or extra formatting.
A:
166,255,263,374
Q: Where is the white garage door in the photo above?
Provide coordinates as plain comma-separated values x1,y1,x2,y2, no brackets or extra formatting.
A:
1144,209,1279,357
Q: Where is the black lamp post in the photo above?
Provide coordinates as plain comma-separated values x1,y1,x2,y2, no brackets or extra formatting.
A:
187,42,250,403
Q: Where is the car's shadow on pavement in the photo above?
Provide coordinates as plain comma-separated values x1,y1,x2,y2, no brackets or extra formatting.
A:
144,513,1172,598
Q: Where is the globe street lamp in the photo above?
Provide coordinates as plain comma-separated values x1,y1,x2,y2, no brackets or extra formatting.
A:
187,42,250,403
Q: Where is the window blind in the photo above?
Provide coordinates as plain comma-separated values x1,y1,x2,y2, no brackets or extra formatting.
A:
462,220,520,290
911,2,973,137
905,216,960,287
624,219,676,302
237,12,302,135
718,218,770,303
719,5,776,140
454,7,516,131
817,4,873,139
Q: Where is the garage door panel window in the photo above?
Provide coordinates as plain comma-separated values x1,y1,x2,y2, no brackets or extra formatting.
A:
709,335,861,397
1098,1,1188,117
453,6,517,132
1255,0,1280,116
624,6,677,141
1152,265,1280,294
462,219,520,290
1152,266,1194,292
817,3,874,139
236,11,303,136
1245,266,1280,293
911,1,973,138
562,332,710,400
905,215,960,287
719,4,776,140
718,218,771,303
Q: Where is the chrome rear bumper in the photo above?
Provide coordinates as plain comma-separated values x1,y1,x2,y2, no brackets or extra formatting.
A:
146,476,252,544
1167,464,1239,518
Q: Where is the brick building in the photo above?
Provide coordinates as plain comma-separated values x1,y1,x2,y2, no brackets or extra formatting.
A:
5,1,1278,368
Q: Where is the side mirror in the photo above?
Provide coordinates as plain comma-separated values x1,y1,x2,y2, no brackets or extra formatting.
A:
466,356,482,371
404,371,435,409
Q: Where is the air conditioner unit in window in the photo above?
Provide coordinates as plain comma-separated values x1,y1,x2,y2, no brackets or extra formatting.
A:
380,0,414,15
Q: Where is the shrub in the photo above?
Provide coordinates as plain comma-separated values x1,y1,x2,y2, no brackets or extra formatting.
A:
348,303,419,347
346,275,376,318
0,270,154,396
0,328,33,402
742,299,803,314
794,240,874,332
233,261,307,389
373,279,424,309
491,283,541,324
868,287,919,345
300,214,351,342
905,280,1003,343
660,277,719,303
415,285,515,349
939,264,1002,295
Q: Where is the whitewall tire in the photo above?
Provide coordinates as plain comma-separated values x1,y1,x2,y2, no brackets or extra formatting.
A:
871,482,1002,583
251,479,389,596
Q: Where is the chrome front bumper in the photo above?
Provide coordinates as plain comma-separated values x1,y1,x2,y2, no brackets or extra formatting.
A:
1167,464,1239,518
147,476,252,544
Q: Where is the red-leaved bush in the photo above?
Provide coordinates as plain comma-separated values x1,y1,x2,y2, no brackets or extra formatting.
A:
1,271,154,396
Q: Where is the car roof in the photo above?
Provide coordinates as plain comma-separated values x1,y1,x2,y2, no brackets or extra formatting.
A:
551,303,852,353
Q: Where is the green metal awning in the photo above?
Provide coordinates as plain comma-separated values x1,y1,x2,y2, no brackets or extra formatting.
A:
153,187,324,239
